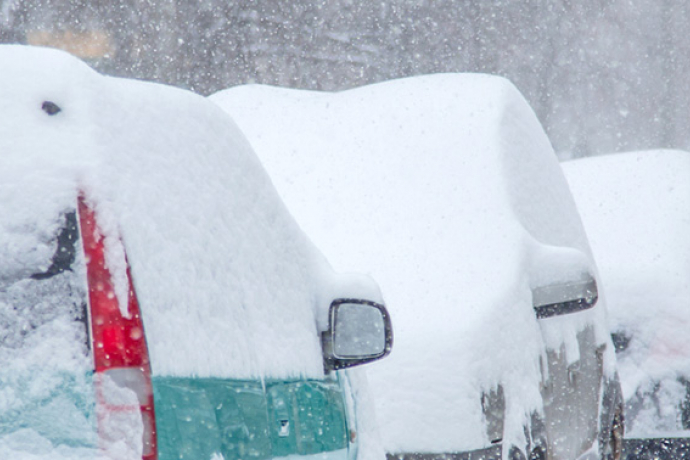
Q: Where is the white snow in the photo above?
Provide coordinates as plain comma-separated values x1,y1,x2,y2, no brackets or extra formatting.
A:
0,44,377,379
211,74,613,454
0,45,383,459
563,149,690,437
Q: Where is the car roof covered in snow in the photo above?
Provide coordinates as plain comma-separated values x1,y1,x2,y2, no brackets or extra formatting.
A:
563,150,690,435
211,74,613,452
0,44,384,382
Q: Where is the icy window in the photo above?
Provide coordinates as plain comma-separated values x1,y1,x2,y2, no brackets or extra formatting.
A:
0,210,96,450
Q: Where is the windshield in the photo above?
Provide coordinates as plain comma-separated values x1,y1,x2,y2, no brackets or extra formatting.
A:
0,210,97,452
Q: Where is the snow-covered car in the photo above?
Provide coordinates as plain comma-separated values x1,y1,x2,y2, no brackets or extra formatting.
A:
210,74,623,460
0,45,393,460
563,150,690,459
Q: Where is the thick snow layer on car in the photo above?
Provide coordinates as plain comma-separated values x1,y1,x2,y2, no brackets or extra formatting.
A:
0,44,389,459
212,74,613,453
0,45,388,460
0,44,386,380
0,45,390,460
563,150,690,437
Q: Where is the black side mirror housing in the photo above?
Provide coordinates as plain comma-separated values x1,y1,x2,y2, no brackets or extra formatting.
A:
533,276,598,319
322,298,393,370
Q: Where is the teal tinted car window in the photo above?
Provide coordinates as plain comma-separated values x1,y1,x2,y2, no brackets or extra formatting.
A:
155,378,350,460
267,380,348,456
0,371,97,448
154,378,271,460
266,382,297,457
212,381,271,460
266,382,298,457
295,381,348,455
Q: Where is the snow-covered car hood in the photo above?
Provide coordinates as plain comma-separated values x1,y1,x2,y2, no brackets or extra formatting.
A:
563,149,690,437
211,74,614,452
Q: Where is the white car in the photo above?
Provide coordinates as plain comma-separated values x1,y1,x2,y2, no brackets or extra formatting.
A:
563,150,690,459
0,45,392,460
211,74,623,460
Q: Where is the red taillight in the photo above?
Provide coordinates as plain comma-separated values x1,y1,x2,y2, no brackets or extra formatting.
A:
78,196,157,460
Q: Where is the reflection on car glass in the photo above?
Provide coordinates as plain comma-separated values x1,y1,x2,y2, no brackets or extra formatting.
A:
31,211,78,280
0,269,88,349
0,211,87,349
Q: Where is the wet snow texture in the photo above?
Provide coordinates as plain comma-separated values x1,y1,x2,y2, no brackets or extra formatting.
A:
563,150,690,437
211,74,615,453
0,45,383,459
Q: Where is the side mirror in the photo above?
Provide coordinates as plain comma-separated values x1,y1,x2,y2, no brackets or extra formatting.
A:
322,299,393,370
533,276,598,319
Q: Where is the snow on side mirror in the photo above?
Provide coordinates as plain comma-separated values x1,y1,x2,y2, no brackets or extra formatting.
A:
322,299,393,371
533,276,598,319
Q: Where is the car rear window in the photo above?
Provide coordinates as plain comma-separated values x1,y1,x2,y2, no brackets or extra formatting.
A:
0,210,97,450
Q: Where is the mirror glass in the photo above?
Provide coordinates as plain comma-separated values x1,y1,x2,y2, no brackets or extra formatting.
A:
333,302,386,358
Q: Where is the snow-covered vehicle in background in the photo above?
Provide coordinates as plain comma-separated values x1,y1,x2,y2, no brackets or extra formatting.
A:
211,74,623,460
563,150,690,460
0,45,393,460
